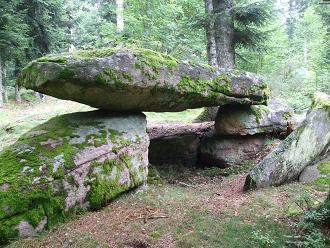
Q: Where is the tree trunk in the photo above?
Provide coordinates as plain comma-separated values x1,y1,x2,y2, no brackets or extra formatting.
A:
14,59,22,102
15,84,22,103
116,0,124,33
68,0,76,52
3,66,8,103
213,0,235,69
0,56,4,108
205,0,218,68
197,0,234,122
286,0,294,41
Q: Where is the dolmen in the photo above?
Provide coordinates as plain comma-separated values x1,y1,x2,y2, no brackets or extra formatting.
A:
1,47,271,244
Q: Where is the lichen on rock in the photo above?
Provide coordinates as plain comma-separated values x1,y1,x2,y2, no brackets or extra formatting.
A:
244,92,330,190
215,99,296,136
18,47,270,112
0,111,149,245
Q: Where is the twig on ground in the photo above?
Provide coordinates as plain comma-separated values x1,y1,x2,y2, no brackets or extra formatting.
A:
175,181,196,188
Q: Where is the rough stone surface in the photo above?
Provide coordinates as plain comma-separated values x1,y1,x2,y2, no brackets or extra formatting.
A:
299,155,330,185
215,99,296,135
148,122,213,167
18,48,270,112
199,135,268,167
0,111,149,245
299,165,321,183
244,92,330,189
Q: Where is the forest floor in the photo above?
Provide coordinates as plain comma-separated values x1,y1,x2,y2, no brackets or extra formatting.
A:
1,99,329,248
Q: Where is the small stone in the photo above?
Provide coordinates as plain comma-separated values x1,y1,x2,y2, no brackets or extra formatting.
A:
16,221,36,238
0,183,10,191
21,166,34,174
40,138,63,148
299,165,321,183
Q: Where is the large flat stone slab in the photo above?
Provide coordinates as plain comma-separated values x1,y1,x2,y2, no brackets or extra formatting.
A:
18,48,270,112
0,111,149,245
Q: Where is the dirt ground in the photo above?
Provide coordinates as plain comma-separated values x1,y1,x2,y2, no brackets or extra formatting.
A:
6,169,329,248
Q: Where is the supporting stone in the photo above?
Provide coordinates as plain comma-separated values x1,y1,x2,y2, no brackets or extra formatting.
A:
148,122,213,167
0,111,149,245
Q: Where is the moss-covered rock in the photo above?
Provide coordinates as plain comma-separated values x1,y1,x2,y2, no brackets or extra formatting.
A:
0,111,149,245
215,99,296,136
244,92,330,190
18,47,270,112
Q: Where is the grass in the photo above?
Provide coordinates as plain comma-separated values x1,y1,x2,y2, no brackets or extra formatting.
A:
0,99,92,151
5,170,329,248
145,108,203,124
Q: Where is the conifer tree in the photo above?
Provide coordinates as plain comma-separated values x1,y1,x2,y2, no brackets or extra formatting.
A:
0,0,29,106
198,0,274,121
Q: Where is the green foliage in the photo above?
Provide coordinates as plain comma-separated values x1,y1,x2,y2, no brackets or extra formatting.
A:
237,2,330,111
284,192,329,248
233,0,275,50
251,229,276,248
147,165,163,185
203,161,255,177
0,0,29,61
124,0,206,62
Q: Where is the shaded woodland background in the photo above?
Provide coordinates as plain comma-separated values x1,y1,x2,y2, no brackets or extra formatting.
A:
0,0,329,111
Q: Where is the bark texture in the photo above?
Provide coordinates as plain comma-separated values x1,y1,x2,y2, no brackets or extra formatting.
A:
15,84,22,103
213,0,235,69
0,56,4,107
205,0,218,68
116,0,124,33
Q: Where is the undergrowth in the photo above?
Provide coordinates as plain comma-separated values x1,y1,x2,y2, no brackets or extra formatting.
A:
202,161,255,177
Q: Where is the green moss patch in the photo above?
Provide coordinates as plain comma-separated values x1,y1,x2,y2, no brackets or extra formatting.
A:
96,68,132,88
147,165,163,185
0,111,147,245
251,105,270,124
59,68,75,79
282,112,292,120
177,72,232,99
312,93,330,116
318,161,330,175
315,161,330,189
